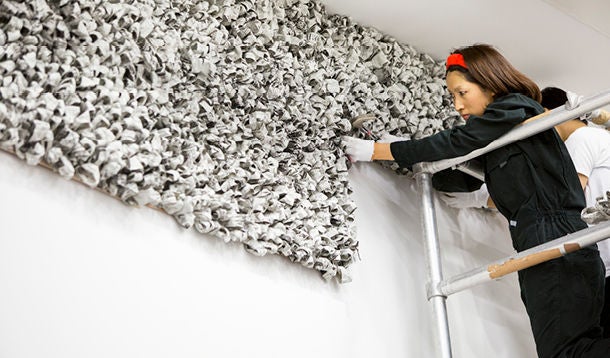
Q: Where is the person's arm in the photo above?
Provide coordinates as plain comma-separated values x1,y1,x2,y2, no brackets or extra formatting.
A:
373,142,393,160
577,173,589,191
486,196,496,209
388,94,544,168
343,94,543,165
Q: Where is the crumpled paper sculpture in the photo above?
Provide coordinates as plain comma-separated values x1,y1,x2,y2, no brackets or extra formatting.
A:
0,0,459,281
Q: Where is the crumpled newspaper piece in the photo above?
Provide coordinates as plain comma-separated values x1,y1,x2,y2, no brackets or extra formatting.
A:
0,0,458,282
582,191,610,225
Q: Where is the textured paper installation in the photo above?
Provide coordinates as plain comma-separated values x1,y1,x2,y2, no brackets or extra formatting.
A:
0,0,460,281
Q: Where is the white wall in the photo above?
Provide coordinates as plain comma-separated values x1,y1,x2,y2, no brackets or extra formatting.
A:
322,0,610,99
0,150,537,357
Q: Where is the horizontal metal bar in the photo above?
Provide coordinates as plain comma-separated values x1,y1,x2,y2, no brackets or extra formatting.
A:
455,160,485,182
413,89,610,175
439,220,610,296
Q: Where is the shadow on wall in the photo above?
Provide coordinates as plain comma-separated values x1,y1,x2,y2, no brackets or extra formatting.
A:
1,0,461,281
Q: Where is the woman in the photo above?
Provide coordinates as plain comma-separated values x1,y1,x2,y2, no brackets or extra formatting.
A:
343,44,609,357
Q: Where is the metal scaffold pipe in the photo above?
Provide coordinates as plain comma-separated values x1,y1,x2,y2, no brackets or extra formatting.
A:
417,172,453,358
439,221,610,296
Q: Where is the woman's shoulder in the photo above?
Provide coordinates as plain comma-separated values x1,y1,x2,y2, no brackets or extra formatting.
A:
494,93,540,106
489,93,544,114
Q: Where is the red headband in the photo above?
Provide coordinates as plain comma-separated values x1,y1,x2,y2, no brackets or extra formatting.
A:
446,53,467,70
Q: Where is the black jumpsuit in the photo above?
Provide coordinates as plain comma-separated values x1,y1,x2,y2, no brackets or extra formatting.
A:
390,93,609,357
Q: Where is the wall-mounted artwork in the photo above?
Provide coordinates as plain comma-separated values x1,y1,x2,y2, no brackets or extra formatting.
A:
0,0,459,281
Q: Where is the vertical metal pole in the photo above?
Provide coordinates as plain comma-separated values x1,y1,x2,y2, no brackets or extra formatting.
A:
417,171,453,358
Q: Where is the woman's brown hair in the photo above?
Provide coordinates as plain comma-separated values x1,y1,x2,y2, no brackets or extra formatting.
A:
447,44,541,102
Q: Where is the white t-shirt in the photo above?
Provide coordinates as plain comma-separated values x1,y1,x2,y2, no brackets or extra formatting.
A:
564,126,610,276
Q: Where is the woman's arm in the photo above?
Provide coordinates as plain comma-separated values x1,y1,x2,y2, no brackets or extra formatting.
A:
389,94,544,168
372,142,394,160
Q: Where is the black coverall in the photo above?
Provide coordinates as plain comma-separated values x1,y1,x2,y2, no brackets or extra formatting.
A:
390,93,609,357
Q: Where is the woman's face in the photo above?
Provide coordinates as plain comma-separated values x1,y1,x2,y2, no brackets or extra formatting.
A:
446,71,495,121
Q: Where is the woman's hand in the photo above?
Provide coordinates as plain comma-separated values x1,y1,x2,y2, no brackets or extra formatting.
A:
439,184,492,209
342,136,374,162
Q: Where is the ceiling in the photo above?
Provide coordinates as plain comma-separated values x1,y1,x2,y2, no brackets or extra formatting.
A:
542,0,610,40
321,0,610,107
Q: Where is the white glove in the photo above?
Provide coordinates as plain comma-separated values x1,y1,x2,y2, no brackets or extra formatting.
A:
566,91,609,127
342,136,374,162
378,133,411,143
565,90,583,110
589,109,610,128
439,184,490,209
